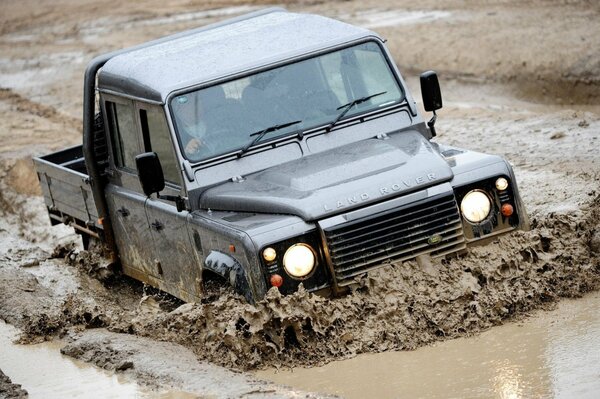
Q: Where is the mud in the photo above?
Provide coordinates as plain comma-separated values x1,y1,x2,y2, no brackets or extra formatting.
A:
257,290,600,398
0,368,28,399
61,329,333,398
1,0,599,396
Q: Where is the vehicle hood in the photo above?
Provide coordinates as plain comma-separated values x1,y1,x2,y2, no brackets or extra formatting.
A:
200,131,453,220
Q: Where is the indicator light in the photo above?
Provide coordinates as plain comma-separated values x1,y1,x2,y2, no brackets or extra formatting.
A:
270,274,283,287
501,203,514,217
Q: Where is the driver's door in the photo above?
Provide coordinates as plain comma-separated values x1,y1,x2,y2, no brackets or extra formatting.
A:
138,104,202,301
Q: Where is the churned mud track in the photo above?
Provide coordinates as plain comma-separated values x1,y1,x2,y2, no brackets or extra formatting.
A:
0,88,80,131
1,183,598,371
0,0,599,395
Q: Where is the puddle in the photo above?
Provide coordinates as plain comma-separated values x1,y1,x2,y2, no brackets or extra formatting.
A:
0,321,194,398
256,291,600,398
342,10,451,29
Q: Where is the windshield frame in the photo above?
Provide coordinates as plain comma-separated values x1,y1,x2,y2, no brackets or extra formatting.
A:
167,38,407,165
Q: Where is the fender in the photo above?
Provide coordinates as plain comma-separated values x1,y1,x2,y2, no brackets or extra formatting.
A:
204,251,254,303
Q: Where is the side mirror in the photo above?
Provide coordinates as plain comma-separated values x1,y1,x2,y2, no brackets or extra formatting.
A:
420,70,443,112
135,152,165,197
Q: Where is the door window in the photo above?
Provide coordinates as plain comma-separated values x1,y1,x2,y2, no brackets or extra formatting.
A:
140,106,182,186
106,100,139,171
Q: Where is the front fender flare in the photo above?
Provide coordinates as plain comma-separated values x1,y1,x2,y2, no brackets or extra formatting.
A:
204,251,253,303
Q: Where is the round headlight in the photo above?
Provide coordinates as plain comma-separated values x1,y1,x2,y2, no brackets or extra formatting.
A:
460,190,492,223
495,177,509,191
283,244,315,278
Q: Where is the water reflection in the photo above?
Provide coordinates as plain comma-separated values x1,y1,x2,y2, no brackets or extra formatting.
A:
257,291,600,398
0,321,194,399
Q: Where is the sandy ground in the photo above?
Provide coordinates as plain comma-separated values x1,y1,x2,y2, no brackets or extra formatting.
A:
0,0,599,396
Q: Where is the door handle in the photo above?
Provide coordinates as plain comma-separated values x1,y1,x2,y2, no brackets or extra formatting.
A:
117,207,130,217
151,220,164,231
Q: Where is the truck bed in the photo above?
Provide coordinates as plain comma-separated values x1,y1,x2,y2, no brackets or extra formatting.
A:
33,145,103,237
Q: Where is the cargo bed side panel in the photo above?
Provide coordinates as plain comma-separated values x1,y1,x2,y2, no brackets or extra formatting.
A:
33,145,102,229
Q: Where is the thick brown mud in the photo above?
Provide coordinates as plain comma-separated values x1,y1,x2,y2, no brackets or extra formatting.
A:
0,0,599,395
257,290,600,398
0,368,28,399
1,191,598,370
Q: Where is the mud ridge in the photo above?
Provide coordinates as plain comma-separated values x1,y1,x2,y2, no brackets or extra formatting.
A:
59,329,334,398
6,194,594,370
0,369,28,399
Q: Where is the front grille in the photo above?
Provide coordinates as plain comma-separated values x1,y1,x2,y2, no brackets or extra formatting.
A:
322,194,466,285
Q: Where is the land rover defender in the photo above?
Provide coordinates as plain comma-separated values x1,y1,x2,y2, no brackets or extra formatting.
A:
33,8,529,302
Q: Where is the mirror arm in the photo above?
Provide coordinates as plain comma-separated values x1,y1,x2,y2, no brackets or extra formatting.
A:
157,194,186,212
427,110,437,138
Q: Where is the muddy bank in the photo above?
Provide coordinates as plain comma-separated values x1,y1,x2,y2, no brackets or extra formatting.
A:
0,369,28,399
354,0,600,105
60,329,333,398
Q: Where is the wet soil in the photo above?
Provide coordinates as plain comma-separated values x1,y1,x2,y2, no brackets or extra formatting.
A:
0,368,28,399
257,290,600,398
1,0,599,396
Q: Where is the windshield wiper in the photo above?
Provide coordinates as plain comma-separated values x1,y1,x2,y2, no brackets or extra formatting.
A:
238,120,302,157
326,91,387,132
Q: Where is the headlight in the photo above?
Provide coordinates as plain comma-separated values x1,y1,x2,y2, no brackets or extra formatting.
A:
283,243,315,278
460,190,492,223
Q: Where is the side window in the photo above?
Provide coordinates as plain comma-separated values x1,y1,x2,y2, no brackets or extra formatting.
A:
140,106,181,185
106,100,139,171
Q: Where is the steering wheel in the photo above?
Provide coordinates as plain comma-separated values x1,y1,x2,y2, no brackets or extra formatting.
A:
187,128,233,159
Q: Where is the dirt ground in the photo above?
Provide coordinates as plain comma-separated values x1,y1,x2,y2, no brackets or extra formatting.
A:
0,369,27,399
0,0,599,396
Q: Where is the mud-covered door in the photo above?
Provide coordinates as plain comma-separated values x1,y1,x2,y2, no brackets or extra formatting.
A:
103,97,160,279
138,104,202,302
145,199,200,301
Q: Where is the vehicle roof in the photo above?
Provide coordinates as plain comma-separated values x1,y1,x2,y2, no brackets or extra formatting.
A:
97,9,378,103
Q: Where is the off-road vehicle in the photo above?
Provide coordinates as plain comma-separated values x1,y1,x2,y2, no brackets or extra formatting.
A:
33,8,529,302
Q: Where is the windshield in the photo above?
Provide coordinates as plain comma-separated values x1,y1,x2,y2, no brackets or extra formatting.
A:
171,41,404,162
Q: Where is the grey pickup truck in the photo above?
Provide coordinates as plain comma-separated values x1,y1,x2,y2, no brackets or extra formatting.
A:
33,8,528,303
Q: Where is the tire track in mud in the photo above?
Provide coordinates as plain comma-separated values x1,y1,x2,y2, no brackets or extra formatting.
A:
0,87,81,132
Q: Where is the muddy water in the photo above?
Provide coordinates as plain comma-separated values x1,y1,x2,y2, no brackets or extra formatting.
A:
0,321,194,399
257,291,600,399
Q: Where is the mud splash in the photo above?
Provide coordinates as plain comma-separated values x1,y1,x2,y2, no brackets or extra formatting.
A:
4,193,595,371
257,290,600,398
125,197,599,370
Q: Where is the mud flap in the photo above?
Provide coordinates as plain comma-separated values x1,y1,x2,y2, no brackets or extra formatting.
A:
204,251,253,303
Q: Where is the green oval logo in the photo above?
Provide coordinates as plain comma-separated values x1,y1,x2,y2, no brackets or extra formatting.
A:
428,234,443,245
